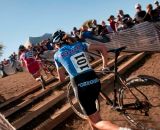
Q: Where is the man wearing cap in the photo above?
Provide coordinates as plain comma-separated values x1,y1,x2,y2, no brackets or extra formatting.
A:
154,1,160,10
133,3,146,24
117,9,134,28
108,15,117,32
154,1,160,20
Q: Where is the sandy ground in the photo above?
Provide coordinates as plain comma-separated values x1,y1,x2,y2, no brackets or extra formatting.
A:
0,72,37,100
0,53,160,130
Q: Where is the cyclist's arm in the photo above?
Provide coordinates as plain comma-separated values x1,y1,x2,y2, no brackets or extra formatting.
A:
54,55,66,82
87,42,108,68
56,67,66,82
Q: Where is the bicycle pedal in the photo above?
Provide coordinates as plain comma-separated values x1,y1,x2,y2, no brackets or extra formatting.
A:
111,106,122,111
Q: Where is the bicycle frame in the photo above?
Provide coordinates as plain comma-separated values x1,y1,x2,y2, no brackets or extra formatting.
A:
67,46,160,129
99,50,121,107
100,48,149,110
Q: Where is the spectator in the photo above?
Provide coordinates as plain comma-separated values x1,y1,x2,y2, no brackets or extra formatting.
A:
115,15,124,31
3,59,9,65
108,15,117,32
72,27,81,40
45,39,54,50
80,25,94,40
13,52,18,60
27,45,33,51
9,54,15,62
100,21,109,35
92,19,103,35
9,52,18,61
70,31,74,37
154,0,160,10
106,24,114,33
40,40,48,53
143,4,159,22
154,1,160,20
133,3,146,24
82,20,93,29
80,25,110,43
117,10,134,28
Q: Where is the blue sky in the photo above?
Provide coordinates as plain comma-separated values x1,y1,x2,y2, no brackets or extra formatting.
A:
0,0,155,60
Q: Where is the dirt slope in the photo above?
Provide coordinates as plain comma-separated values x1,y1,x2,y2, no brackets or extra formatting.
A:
0,53,160,130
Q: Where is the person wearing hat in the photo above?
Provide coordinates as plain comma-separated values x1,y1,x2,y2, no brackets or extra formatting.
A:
117,9,134,29
108,15,117,32
154,1,160,20
133,3,146,24
154,0,160,9
143,3,160,22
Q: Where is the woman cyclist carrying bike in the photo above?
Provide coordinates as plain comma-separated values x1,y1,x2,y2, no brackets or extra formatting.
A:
52,30,131,130
18,45,46,90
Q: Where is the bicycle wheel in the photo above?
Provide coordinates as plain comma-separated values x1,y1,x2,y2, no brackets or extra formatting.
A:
67,83,100,120
119,75,160,130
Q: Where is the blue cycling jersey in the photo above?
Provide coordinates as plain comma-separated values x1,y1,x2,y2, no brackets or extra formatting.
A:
54,41,92,78
82,31,93,39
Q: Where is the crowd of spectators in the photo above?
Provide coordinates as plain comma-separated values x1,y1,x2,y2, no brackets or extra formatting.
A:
0,52,19,77
0,52,18,67
20,1,160,62
70,1,160,38
1,1,160,71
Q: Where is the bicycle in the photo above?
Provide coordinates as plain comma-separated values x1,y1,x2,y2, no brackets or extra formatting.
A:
67,46,160,130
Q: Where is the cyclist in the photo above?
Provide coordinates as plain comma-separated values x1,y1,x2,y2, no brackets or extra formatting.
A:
18,45,45,90
53,30,131,130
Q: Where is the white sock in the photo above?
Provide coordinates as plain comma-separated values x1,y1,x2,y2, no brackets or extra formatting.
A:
119,127,132,130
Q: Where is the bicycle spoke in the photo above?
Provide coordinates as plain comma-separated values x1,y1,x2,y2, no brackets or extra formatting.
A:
120,76,160,130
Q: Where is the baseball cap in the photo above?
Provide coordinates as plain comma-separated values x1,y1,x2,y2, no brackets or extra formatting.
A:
154,0,159,4
108,15,115,21
135,3,141,9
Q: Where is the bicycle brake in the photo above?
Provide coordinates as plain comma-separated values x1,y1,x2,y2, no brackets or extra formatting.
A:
102,67,110,74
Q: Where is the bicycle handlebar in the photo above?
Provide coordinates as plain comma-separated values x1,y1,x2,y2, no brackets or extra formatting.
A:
108,46,127,53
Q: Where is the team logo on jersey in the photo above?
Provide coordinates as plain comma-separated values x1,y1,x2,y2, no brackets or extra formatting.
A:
70,52,91,73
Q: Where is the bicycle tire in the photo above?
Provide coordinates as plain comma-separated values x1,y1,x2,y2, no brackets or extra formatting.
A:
119,75,160,130
67,83,100,120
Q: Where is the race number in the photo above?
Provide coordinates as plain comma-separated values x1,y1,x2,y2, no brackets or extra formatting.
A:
25,51,34,59
70,52,91,73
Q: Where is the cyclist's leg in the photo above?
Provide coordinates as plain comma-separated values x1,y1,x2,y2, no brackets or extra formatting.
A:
71,71,131,130
28,62,46,89
34,72,46,90
74,82,120,130
87,110,120,130
88,108,132,130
